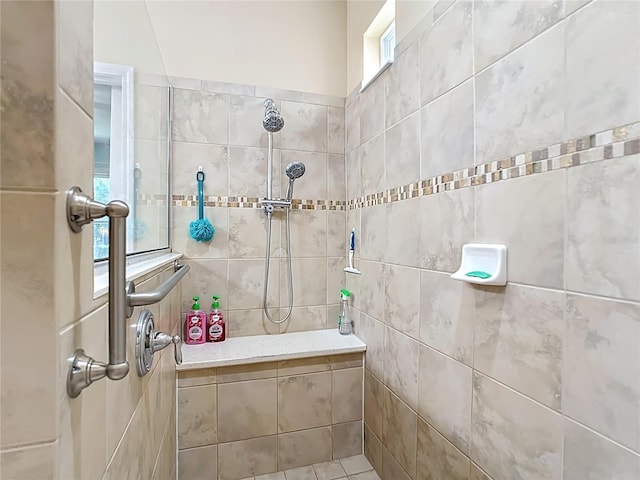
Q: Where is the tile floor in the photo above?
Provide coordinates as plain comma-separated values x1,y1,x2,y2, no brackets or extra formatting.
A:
241,455,380,480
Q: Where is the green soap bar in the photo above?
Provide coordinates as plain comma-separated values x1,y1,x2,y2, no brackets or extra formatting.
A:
465,271,491,279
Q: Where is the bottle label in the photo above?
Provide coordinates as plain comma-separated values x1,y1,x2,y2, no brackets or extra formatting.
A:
188,325,203,340
209,324,223,340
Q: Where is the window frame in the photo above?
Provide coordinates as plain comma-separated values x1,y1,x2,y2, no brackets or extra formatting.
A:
379,21,396,66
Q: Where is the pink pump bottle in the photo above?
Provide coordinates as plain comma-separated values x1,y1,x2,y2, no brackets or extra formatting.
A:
184,296,206,344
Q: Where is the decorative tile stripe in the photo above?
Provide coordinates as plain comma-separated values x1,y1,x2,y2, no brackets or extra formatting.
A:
170,195,346,211
348,121,640,210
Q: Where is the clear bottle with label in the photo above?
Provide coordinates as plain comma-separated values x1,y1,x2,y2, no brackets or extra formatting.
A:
338,289,352,335
207,295,226,342
184,296,206,344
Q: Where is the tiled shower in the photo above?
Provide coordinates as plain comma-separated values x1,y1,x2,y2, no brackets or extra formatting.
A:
1,1,639,480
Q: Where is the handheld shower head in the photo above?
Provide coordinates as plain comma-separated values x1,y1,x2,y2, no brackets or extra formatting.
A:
285,161,306,201
263,99,284,132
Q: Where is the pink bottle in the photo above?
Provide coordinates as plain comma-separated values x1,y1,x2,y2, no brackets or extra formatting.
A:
184,296,206,344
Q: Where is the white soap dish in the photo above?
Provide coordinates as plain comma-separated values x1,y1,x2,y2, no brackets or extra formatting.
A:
450,244,507,286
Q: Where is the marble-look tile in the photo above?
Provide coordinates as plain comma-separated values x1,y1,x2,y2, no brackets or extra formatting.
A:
177,384,217,449
565,0,640,138
331,353,363,371
327,154,346,201
229,258,276,310
280,101,327,152
0,441,57,480
341,454,374,475
394,2,435,58
1,193,56,448
364,426,383,475
433,0,455,20
1,1,55,189
181,259,228,313
418,345,472,454
218,436,277,480
172,89,228,144
178,445,217,480
328,106,345,154
382,447,411,480
178,368,216,388
564,0,591,16
419,0,473,105
217,362,277,383
280,150,327,200
359,261,385,321
470,373,562,480
218,378,277,442
203,80,255,96
384,112,420,189
420,80,474,179
278,426,332,470
286,209,327,257
383,326,419,410
327,213,346,258
278,372,332,432
475,23,565,164
285,258,327,307
385,197,421,267
564,294,640,451
360,134,385,196
230,95,278,148
382,389,417,477
278,356,331,377
475,284,564,409
350,471,381,480
469,463,492,480
347,147,362,200
135,83,169,141
229,146,273,197
385,42,420,128
357,314,385,381
364,371,384,439
474,0,563,72
417,418,470,480
227,309,279,337
256,472,285,480
566,156,640,301
332,421,363,459
283,466,315,480
383,264,420,339
278,305,327,333
254,86,344,108
228,207,275,259
172,206,229,259
420,270,474,365
169,76,202,91
172,142,228,196
419,188,474,273
563,418,640,480
327,255,346,316
475,170,565,288
360,79,385,144
313,460,347,480
332,368,363,424
361,205,388,262
346,97,361,152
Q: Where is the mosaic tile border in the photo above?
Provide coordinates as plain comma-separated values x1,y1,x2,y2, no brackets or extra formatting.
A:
348,121,640,209
170,195,346,211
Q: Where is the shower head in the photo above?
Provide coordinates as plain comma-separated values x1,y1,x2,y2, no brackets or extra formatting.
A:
263,99,284,133
285,161,306,201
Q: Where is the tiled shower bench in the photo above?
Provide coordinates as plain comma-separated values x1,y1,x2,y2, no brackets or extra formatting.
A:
177,329,367,480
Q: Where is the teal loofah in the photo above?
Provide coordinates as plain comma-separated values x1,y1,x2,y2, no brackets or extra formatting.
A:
189,171,215,242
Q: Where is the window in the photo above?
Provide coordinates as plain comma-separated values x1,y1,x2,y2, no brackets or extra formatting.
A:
362,0,395,90
380,21,396,66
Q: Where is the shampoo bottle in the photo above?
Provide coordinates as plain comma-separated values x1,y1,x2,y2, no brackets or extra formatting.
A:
184,296,206,344
207,295,226,342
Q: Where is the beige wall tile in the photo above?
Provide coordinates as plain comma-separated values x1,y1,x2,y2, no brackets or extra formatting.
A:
364,426,383,475
563,418,640,480
178,445,217,480
419,0,472,105
278,356,331,377
230,95,277,148
469,463,492,480
327,257,347,306
278,372,332,432
327,153,346,200
361,205,388,262
418,345,472,455
285,258,327,307
358,314,385,380
278,426,333,470
383,326,419,410
172,143,229,196
360,134,385,196
218,436,278,480
347,147,362,200
287,209,327,257
327,212,346,257
385,197,421,267
229,258,276,310
359,79,384,144
135,83,169,141
417,418,470,480
279,305,327,333
382,389,417,477
280,101,328,152
328,106,346,155
172,89,229,144
383,264,420,339
172,206,229,259
181,259,229,313
475,23,564,164
178,385,217,449
470,373,562,480
419,270,474,365
280,150,327,200
218,378,277,442
475,170,565,288
217,362,277,383
359,261,385,321
564,294,640,451
384,112,420,189
228,309,279,337
0,441,57,480
333,421,363,459
474,284,564,409
382,446,412,480
228,146,272,197
331,353,363,370
565,0,640,138
566,156,640,301
332,368,363,424
346,97,361,152
385,42,420,128
364,371,384,439
228,208,276,259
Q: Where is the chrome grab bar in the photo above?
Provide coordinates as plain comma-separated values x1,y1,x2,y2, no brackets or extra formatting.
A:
66,186,131,397
126,263,191,317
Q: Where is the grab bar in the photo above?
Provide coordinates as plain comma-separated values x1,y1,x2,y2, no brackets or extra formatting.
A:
126,262,190,317
66,186,130,397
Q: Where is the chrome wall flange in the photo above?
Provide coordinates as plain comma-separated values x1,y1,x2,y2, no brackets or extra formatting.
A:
135,310,182,377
